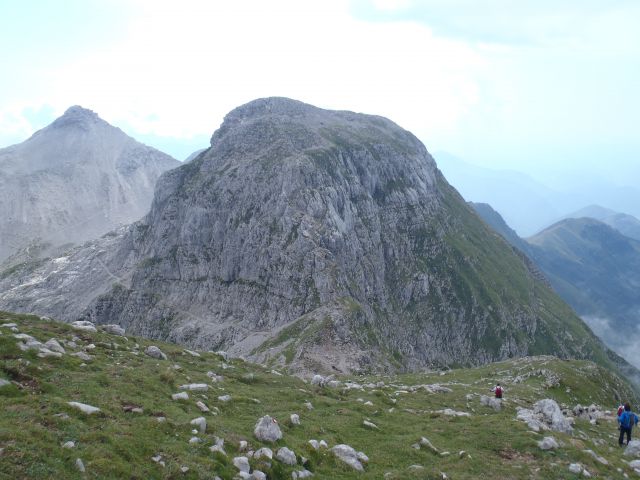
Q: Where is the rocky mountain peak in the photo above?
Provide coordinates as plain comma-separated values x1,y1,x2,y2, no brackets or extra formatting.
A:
0,98,627,378
48,105,107,131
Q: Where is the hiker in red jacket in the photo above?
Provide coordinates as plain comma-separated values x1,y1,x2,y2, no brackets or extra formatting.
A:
492,383,503,399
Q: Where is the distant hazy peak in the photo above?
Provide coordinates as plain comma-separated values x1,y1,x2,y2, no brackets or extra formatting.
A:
49,105,107,131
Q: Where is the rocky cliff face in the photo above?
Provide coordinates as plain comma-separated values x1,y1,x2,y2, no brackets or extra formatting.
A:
0,106,179,262
0,98,621,374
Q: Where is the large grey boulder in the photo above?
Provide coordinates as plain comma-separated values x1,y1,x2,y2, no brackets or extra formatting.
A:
44,339,65,354
101,324,125,336
480,395,502,411
331,444,367,471
276,447,297,465
254,415,282,443
145,346,167,360
516,398,572,434
537,436,559,450
70,321,97,333
624,440,640,457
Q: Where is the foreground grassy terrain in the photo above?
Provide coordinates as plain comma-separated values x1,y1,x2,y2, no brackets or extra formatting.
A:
0,311,638,479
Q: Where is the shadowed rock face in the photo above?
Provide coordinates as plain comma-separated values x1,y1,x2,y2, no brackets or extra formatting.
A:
0,98,621,374
0,106,179,262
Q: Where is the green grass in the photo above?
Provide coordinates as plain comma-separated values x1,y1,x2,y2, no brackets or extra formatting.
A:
0,311,638,479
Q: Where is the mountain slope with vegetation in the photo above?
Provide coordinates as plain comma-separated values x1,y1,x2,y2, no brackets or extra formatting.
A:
0,98,627,377
471,203,640,377
1,312,639,479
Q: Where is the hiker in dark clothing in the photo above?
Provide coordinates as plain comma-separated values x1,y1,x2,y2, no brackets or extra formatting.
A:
618,402,639,446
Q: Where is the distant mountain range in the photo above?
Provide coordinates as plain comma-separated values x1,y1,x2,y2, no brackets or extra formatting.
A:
0,97,627,378
561,205,640,242
438,152,640,237
472,202,640,372
0,106,179,263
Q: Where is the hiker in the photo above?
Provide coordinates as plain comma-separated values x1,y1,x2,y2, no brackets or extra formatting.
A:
492,383,503,399
618,402,639,446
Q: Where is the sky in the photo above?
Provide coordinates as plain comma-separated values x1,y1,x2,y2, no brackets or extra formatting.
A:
1,0,639,188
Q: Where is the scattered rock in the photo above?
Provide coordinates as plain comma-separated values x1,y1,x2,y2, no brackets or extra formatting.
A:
363,420,379,430
480,395,502,411
189,437,201,444
38,347,63,358
172,392,189,401
290,414,300,425
44,339,65,354
101,324,125,336
218,394,232,402
625,440,640,457
419,437,439,454
62,441,75,449
436,408,470,417
151,455,165,467
0,379,10,387
254,447,273,460
145,346,168,360
233,456,250,473
254,416,282,443
196,401,210,412
583,449,608,465
75,458,85,473
308,440,320,450
569,463,583,474
184,349,200,357
304,402,313,410
292,469,314,479
70,321,97,332
210,437,226,455
71,351,93,362
179,383,208,392
239,440,248,451
537,436,559,450
190,417,207,434
68,402,100,414
331,444,367,471
276,447,297,465
181,466,189,473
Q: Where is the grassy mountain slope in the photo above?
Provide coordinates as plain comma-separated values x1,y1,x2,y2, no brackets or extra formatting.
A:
1,312,638,479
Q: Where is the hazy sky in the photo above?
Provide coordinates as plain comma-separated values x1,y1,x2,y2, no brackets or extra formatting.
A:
1,0,638,186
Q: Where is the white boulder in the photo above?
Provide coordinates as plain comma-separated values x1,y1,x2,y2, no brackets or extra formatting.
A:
68,402,100,415
537,436,559,450
276,447,297,465
190,417,207,434
254,416,282,443
331,444,366,471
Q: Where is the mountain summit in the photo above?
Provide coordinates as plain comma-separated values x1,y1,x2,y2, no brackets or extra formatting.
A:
0,106,179,261
0,98,624,374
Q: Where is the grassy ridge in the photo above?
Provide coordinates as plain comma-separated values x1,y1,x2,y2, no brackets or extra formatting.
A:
0,311,638,479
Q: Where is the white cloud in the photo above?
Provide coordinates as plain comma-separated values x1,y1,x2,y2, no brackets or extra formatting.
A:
39,0,484,146
583,315,640,370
